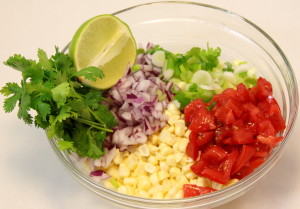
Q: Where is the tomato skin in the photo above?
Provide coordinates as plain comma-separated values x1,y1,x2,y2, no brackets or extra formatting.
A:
183,184,216,198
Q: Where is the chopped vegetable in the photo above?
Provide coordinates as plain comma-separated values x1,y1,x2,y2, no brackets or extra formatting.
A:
185,78,285,184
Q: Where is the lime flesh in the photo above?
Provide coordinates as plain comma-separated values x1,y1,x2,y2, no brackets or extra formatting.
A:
69,14,136,89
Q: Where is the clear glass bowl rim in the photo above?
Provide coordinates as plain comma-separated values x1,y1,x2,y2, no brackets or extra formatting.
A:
56,0,299,205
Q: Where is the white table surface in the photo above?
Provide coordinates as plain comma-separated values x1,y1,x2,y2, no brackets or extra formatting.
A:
0,0,299,208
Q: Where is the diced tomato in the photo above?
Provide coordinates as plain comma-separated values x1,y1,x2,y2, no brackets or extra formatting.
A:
184,99,206,123
188,107,216,133
222,150,240,179
243,103,261,122
183,184,216,198
233,157,265,180
248,86,258,104
186,139,199,161
258,96,286,133
190,159,206,176
201,167,230,184
257,120,275,136
232,126,255,144
236,83,250,102
189,131,214,148
257,135,283,148
252,141,271,158
231,145,256,175
256,77,273,100
185,77,286,186
201,145,228,165
215,125,232,143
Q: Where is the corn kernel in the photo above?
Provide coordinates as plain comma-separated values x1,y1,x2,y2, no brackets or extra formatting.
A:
113,149,121,165
177,174,189,185
185,170,197,179
145,163,156,173
152,191,164,199
138,144,150,156
162,179,172,193
149,172,159,185
174,152,184,163
138,175,151,190
160,146,173,156
117,185,128,194
223,178,239,188
126,185,134,195
106,165,119,178
159,129,171,143
123,177,137,187
103,179,115,189
150,134,159,145
211,181,223,190
196,177,211,187
179,139,189,152
167,125,175,134
174,190,184,199
119,163,130,177
132,160,146,177
125,154,138,171
136,190,150,198
158,170,169,181
189,179,197,185
165,186,178,198
148,155,158,165
148,144,159,154
169,167,181,177
184,129,191,138
159,161,170,172
173,141,180,152
166,154,177,167
168,115,180,125
167,102,178,112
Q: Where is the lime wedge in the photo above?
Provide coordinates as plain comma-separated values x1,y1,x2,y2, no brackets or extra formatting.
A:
69,14,136,89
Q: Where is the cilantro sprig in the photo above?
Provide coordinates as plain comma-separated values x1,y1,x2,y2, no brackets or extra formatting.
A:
0,47,118,159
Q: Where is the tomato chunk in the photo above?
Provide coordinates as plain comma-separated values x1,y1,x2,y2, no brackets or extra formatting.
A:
201,145,228,165
188,107,216,133
231,145,256,175
184,99,206,123
183,184,216,198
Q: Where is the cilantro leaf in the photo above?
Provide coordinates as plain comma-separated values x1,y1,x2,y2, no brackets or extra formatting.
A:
51,82,70,107
57,140,76,151
74,66,104,82
4,54,36,72
37,49,52,70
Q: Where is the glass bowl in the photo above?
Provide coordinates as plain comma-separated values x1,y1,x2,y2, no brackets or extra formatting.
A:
51,1,299,208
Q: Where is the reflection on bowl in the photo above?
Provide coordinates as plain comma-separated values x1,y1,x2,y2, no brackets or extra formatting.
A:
50,1,298,208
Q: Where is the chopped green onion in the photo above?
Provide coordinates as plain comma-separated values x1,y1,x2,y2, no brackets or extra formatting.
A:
132,64,141,72
109,178,119,188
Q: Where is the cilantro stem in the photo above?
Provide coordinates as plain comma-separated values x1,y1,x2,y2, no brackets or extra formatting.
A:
76,117,112,132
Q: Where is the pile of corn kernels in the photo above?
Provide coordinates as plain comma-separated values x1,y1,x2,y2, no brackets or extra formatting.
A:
100,102,238,198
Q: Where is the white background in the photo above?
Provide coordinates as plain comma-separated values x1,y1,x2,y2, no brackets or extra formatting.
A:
0,0,299,209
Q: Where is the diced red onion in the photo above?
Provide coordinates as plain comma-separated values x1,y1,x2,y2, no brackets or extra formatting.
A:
104,43,173,150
